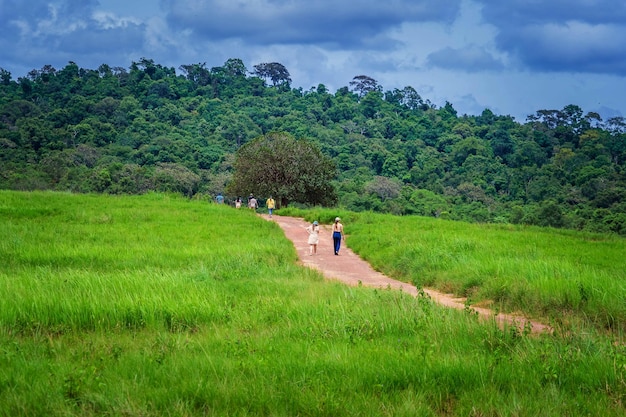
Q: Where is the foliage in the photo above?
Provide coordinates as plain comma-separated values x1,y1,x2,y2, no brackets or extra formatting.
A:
252,62,291,87
349,74,381,97
1,59,625,234
228,132,337,207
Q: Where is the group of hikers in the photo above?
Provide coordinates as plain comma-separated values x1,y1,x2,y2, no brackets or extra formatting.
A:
214,192,343,256
214,193,276,218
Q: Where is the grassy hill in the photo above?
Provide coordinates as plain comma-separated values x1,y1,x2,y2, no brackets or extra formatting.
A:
1,191,626,416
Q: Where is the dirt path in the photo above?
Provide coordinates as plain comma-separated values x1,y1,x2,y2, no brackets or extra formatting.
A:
264,214,553,335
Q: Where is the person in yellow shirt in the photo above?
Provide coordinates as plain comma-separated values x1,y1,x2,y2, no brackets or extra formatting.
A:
266,196,276,218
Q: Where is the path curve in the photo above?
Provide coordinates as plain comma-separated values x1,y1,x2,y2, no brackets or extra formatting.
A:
264,214,553,335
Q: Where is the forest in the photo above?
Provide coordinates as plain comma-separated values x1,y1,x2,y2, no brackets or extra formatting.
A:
1,58,625,235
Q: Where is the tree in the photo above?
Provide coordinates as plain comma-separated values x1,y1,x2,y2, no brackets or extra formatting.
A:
153,162,200,197
385,86,424,111
409,189,449,217
536,200,566,228
360,90,383,119
0,68,12,85
364,176,401,201
252,62,291,87
349,75,380,98
179,63,211,87
228,132,337,207
223,58,247,77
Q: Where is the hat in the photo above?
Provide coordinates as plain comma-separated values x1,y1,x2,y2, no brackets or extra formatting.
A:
313,221,318,225
335,217,340,222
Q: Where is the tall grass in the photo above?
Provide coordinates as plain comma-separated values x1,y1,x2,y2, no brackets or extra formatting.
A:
2,192,626,416
0,191,296,334
282,207,626,333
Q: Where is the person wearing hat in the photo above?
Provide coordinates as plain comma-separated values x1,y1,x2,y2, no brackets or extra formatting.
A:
306,220,321,256
332,217,344,255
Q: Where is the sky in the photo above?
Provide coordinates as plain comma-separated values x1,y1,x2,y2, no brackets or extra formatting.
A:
1,0,625,122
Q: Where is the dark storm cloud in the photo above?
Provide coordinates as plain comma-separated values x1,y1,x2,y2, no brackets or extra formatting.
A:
476,0,626,75
426,46,504,72
163,0,462,48
0,0,146,73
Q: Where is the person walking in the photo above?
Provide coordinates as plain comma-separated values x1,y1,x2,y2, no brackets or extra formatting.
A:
215,193,224,204
306,221,320,256
248,194,258,210
235,197,242,208
332,217,344,255
266,196,276,218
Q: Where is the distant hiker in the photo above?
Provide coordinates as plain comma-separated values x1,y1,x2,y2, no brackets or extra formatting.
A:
235,197,242,208
266,196,276,218
216,193,224,204
306,221,320,256
332,217,344,255
248,194,258,210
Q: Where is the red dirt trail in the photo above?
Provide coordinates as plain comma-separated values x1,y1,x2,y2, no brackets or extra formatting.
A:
263,214,553,335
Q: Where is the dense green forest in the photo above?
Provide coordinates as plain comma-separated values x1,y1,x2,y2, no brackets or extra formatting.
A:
1,58,625,234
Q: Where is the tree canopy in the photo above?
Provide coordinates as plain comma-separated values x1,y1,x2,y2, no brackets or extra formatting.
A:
0,58,625,235
252,62,291,87
228,132,337,207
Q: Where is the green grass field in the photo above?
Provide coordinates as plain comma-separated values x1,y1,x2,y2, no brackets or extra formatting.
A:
283,206,626,333
2,191,626,416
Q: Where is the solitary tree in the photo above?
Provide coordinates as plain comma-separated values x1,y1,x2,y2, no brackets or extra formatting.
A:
228,132,337,207
349,75,380,98
252,62,291,87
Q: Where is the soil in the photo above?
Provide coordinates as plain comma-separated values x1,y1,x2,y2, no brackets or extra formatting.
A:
263,214,553,335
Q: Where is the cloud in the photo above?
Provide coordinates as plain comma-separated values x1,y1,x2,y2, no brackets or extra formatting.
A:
163,0,462,49
0,0,151,73
55,25,146,55
475,0,626,75
426,45,504,72
453,93,492,116
0,0,99,34
507,22,626,74
477,0,626,25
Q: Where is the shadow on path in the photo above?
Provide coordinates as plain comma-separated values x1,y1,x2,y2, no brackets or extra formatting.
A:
263,214,553,335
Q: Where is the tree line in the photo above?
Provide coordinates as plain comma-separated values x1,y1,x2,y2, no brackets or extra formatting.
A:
1,58,625,235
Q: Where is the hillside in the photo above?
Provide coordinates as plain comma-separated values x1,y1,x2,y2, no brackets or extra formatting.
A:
1,59,625,234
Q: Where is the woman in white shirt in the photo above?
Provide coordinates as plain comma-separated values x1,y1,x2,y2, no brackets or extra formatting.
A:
306,221,320,255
